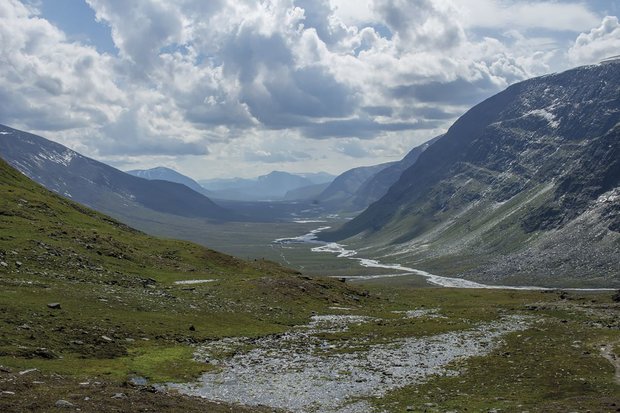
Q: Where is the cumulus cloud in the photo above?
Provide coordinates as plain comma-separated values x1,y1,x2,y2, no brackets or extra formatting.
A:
0,0,616,176
0,0,124,132
568,16,620,65
373,0,465,49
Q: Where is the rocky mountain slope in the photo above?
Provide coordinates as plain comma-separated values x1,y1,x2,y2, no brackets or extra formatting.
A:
314,162,395,211
322,62,620,287
127,166,212,197
279,138,437,209
345,136,441,211
0,125,235,221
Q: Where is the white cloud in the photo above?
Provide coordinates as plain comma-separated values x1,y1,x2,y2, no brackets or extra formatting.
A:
0,0,124,133
329,0,374,26
373,0,465,49
458,0,601,32
568,16,620,65
0,0,616,178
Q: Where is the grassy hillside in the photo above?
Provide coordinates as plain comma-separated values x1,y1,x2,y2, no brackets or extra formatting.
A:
0,158,365,410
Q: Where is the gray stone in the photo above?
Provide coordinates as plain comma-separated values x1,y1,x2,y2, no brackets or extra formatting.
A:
47,303,61,309
111,392,127,399
33,348,58,359
54,399,75,408
128,376,148,386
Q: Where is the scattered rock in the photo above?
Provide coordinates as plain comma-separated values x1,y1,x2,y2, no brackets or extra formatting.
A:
0,261,7,267
54,399,75,408
101,335,113,342
128,376,148,387
33,348,58,359
0,366,12,373
142,278,157,288
111,392,127,399
47,303,61,309
15,261,22,267
18,324,31,330
18,368,38,375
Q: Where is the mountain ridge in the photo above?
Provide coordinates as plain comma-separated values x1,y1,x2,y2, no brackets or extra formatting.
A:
127,166,212,197
345,136,442,211
200,170,334,201
0,124,236,221
321,62,620,287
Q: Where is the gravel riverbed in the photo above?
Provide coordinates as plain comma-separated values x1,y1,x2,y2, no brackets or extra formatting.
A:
169,313,530,412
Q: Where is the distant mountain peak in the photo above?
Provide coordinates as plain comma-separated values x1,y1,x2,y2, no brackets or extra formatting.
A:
200,170,334,201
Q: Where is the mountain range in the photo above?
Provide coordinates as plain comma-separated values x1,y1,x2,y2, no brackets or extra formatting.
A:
0,125,235,222
1,61,617,288
313,136,440,212
322,61,620,287
200,171,335,201
313,162,395,208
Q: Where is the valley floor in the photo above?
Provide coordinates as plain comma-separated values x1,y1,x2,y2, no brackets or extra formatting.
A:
1,277,618,412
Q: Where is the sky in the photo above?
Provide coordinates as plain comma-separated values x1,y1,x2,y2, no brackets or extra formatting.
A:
0,1,619,179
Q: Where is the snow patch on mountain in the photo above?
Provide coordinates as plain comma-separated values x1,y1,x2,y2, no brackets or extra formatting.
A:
36,149,76,167
525,108,560,128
